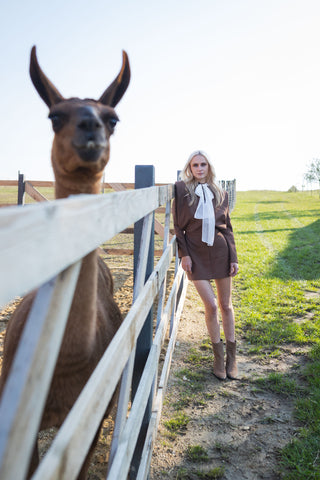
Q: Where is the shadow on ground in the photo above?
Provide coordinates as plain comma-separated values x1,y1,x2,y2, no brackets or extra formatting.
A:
268,219,320,281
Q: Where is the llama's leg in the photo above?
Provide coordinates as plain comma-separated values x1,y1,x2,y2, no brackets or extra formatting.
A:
27,440,40,479
77,422,103,480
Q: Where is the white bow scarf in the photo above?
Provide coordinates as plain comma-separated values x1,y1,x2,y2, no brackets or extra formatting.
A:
194,183,215,246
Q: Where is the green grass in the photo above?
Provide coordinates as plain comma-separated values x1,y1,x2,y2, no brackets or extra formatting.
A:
253,371,301,397
0,185,55,204
164,412,190,434
173,466,225,480
231,190,320,478
186,445,209,463
233,190,320,349
195,468,225,479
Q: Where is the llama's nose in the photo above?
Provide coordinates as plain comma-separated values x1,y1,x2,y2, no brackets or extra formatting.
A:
73,108,107,162
77,115,103,133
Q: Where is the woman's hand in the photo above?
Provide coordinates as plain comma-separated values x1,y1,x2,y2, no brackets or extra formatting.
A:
230,262,239,277
181,255,192,274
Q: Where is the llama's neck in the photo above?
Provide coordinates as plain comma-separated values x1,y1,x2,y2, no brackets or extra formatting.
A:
54,172,102,360
60,250,99,362
54,174,102,198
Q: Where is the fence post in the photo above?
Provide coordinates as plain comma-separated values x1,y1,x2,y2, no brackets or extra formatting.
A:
131,165,155,478
174,171,184,330
17,172,25,205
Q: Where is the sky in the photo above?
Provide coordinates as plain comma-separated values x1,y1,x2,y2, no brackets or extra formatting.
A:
1,0,320,191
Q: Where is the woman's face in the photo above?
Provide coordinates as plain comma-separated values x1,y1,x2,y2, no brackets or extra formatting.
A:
190,155,209,183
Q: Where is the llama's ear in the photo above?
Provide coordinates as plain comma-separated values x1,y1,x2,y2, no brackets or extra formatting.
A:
29,46,64,108
99,51,130,107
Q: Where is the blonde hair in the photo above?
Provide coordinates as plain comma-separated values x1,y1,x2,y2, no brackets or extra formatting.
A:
180,150,223,205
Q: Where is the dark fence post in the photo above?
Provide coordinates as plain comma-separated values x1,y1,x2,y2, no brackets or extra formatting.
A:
175,171,184,317
17,172,25,205
130,165,155,479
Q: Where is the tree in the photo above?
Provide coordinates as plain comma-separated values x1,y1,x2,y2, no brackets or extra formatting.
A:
304,159,320,194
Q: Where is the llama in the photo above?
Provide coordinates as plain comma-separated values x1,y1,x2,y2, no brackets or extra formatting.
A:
0,46,130,479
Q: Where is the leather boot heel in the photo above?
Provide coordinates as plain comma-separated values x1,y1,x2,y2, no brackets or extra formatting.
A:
226,340,238,379
212,340,226,380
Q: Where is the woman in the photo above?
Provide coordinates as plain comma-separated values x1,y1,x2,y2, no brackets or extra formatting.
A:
173,150,239,380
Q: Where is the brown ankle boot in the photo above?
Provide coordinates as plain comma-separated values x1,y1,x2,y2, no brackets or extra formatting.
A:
212,340,226,380
226,340,238,379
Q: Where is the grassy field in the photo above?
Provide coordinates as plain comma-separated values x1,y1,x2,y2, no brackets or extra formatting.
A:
0,185,55,204
232,190,320,479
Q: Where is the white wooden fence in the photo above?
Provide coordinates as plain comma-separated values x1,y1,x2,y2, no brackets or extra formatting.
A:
0,184,188,480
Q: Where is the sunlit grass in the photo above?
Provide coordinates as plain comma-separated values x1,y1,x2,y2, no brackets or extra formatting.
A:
232,190,320,348
232,190,320,478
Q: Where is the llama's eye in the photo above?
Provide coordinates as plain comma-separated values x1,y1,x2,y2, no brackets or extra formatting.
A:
48,113,66,132
107,117,118,130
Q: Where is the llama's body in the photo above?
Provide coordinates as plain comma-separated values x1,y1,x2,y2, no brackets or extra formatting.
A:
2,255,120,425
0,46,130,479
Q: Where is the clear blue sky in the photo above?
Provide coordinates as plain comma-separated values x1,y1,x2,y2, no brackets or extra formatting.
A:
1,0,320,190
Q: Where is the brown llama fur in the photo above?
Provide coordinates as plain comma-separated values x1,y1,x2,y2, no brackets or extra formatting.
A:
0,46,130,479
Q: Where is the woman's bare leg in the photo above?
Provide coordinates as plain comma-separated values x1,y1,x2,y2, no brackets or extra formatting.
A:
215,277,235,342
193,280,220,343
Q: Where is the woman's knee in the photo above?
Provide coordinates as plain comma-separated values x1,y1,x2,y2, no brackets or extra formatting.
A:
219,301,233,316
205,299,218,316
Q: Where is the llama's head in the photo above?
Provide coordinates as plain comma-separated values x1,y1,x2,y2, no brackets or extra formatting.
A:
29,46,130,195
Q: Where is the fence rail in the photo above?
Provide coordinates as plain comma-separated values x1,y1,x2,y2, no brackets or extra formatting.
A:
0,174,188,480
0,176,237,212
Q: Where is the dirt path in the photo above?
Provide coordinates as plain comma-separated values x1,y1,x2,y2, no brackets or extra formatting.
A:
150,282,308,480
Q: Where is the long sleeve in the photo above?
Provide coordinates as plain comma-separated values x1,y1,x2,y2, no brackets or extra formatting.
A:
216,192,238,264
172,182,191,258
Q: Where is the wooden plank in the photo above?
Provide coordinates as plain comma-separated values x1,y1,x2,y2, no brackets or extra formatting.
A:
0,180,18,186
107,346,159,480
156,200,172,327
136,415,156,480
108,183,127,192
25,181,49,203
136,269,188,480
155,207,166,213
135,267,183,480
154,218,165,239
0,180,54,188
0,186,174,308
29,180,55,188
108,212,154,468
102,182,134,190
159,271,188,392
31,243,174,480
0,261,81,480
103,248,134,255
102,248,166,257
108,251,180,479
101,183,171,190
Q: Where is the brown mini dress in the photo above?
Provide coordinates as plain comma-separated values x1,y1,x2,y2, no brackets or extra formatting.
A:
173,181,238,281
